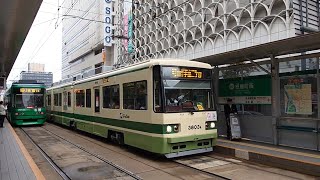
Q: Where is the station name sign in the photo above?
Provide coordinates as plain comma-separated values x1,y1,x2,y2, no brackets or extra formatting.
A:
104,0,113,46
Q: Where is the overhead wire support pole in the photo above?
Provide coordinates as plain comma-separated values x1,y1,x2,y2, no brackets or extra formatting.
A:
246,58,271,75
270,54,279,146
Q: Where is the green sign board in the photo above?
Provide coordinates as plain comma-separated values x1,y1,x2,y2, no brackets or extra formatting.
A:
219,76,271,97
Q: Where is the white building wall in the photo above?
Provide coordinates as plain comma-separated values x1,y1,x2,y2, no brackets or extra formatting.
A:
60,0,319,75
61,0,117,79
28,63,45,72
132,0,297,62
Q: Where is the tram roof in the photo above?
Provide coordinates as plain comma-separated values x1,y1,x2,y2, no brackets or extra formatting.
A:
48,59,212,90
194,32,320,66
11,83,45,88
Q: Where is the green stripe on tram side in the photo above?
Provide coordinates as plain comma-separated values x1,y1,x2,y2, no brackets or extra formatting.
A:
51,111,167,134
49,111,217,154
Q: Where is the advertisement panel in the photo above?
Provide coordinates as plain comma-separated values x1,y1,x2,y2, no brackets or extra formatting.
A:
104,0,113,46
284,84,312,115
123,0,133,53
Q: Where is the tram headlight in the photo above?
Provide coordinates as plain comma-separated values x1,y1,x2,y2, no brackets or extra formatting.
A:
166,126,172,133
206,121,216,130
210,122,215,128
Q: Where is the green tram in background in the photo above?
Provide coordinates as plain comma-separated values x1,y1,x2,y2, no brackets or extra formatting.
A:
5,80,46,126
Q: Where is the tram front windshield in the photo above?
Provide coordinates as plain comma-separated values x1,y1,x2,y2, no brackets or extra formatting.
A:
162,67,213,113
15,89,44,108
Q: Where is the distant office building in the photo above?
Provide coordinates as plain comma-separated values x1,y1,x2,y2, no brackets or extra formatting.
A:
28,63,45,72
20,71,53,87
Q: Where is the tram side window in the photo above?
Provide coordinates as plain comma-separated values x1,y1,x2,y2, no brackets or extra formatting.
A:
47,95,51,106
67,92,71,107
86,89,91,108
123,81,147,110
58,93,62,106
103,85,120,109
54,94,58,106
76,90,85,107
153,66,162,112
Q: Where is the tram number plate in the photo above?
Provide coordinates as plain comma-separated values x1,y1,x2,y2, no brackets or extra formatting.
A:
188,125,201,130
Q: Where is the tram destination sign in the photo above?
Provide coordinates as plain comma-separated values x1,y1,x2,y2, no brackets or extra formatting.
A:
19,88,42,93
162,67,211,79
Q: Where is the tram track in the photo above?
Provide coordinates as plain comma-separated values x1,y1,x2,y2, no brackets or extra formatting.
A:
20,127,70,180
173,160,231,180
37,123,313,180
43,123,233,179
20,126,141,180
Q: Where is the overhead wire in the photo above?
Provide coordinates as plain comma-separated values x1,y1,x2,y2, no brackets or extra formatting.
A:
8,0,67,81
8,0,291,81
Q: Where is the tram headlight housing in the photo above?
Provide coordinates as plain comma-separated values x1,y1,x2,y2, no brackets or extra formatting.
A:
165,124,180,133
173,125,179,132
166,126,172,133
205,121,216,130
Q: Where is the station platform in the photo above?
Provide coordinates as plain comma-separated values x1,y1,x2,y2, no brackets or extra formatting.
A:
215,138,320,176
0,120,44,180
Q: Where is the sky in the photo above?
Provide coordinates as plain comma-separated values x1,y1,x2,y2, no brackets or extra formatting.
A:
7,0,62,84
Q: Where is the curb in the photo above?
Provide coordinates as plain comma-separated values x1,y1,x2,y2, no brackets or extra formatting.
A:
215,145,320,177
6,120,46,180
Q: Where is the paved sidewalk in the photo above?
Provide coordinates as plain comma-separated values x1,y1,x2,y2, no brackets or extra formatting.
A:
0,120,43,180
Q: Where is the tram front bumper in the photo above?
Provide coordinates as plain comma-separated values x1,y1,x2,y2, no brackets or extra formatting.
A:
165,147,213,158
167,132,217,144
13,115,46,125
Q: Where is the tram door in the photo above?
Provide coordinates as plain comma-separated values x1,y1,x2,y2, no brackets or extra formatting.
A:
94,88,100,113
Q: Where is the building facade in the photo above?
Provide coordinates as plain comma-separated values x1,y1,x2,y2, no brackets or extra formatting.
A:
132,0,302,61
28,63,45,72
20,71,53,87
61,0,123,79
61,0,136,79
61,0,320,73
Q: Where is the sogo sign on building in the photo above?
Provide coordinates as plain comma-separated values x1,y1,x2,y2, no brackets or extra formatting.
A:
104,0,113,46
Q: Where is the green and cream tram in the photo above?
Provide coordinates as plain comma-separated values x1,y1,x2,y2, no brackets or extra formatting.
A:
6,81,46,126
47,59,217,158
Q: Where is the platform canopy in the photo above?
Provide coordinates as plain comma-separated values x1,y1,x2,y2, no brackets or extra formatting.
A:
0,0,42,76
195,32,320,66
